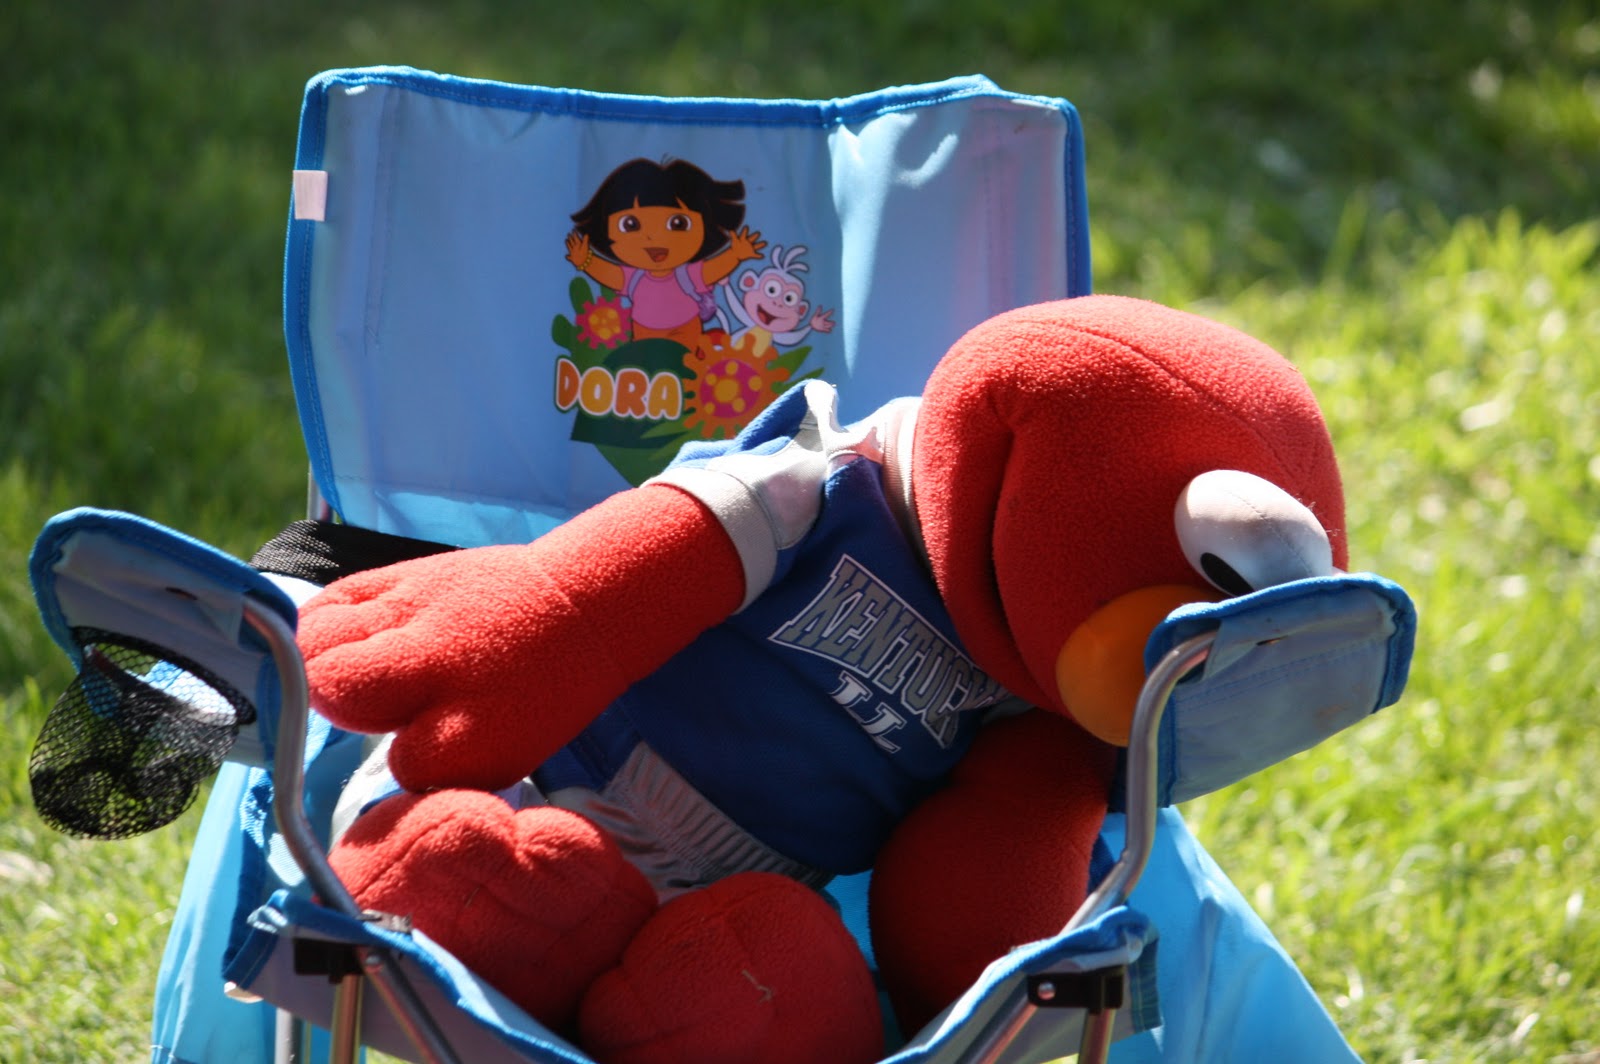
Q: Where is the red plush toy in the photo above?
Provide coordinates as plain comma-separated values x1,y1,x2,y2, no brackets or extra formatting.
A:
298,295,1346,1064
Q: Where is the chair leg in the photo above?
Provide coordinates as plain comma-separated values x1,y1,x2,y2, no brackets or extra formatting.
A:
1078,1006,1117,1064
274,1008,305,1064
328,972,365,1064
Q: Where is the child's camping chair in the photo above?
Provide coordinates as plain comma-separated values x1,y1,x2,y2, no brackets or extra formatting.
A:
26,68,1416,1064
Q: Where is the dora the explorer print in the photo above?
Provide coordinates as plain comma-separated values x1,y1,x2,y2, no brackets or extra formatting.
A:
565,158,766,351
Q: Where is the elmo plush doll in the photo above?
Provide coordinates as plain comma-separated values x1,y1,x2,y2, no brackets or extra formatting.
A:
297,295,1346,1064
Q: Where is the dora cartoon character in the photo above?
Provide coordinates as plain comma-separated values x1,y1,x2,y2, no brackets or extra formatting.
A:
566,158,765,351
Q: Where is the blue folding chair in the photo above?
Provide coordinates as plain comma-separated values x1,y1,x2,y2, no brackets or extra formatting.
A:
27,67,1415,1064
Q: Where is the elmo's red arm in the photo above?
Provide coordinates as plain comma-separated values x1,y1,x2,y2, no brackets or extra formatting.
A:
296,484,745,792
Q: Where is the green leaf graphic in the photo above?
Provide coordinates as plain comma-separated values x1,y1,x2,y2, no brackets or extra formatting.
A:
569,276,594,314
551,314,576,351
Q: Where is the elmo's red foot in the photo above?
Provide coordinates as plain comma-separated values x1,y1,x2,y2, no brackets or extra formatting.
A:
330,789,656,1028
579,872,881,1064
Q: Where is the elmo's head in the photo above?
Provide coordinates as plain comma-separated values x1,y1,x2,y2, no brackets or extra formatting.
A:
912,295,1345,743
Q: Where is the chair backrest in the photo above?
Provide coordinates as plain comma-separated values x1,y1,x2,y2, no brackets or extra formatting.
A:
284,67,1091,546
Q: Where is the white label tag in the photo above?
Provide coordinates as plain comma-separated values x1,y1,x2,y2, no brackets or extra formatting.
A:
291,170,329,222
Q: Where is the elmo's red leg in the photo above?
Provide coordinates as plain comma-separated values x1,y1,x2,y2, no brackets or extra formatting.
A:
869,711,1115,1032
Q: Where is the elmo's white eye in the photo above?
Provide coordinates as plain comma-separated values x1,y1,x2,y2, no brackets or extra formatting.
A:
1175,470,1337,595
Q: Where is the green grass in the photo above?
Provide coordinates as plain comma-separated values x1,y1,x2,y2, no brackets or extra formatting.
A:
1183,211,1600,1061
3,1,1598,1060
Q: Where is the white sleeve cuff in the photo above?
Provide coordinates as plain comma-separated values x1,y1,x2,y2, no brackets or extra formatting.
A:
650,466,784,610
645,383,834,610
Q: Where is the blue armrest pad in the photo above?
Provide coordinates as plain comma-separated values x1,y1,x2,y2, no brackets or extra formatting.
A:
29,507,299,764
1117,572,1416,809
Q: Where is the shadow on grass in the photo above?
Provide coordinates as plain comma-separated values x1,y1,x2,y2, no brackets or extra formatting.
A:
8,0,1599,285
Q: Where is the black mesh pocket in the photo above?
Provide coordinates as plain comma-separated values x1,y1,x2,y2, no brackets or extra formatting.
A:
29,628,255,839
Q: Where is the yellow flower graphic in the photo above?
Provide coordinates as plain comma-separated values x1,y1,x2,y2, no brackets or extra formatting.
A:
681,332,792,439
576,297,629,349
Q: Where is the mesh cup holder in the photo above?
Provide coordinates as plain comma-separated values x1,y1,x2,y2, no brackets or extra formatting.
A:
29,627,256,839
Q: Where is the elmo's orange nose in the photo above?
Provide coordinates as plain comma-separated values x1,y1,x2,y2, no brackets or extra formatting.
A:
1055,585,1217,745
